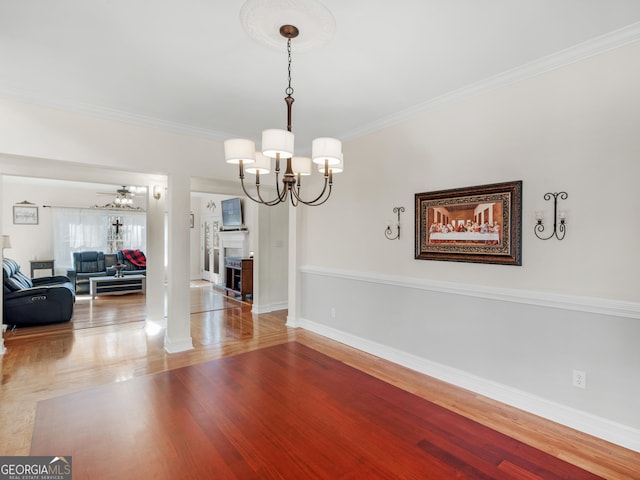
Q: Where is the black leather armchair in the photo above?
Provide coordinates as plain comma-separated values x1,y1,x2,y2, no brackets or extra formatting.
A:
66,251,118,294
2,258,75,327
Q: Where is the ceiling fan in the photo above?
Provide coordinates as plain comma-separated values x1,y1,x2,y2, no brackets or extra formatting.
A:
95,186,138,206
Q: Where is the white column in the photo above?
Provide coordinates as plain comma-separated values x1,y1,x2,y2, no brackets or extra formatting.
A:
164,173,193,353
145,181,166,325
252,203,265,314
286,202,298,327
249,202,260,313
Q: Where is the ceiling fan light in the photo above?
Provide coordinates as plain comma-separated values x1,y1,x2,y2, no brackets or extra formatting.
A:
291,156,312,176
245,152,271,174
224,138,256,164
312,137,342,165
262,129,294,158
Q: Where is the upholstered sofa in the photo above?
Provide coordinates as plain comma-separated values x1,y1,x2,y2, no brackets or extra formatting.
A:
66,250,146,294
2,258,75,327
116,249,147,275
65,251,116,295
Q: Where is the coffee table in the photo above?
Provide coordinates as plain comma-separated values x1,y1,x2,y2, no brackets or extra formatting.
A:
89,274,146,299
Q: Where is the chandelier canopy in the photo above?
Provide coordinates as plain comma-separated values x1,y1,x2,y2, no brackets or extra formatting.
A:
224,25,343,206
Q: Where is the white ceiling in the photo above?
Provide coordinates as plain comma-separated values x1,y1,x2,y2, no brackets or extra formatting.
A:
1,0,640,152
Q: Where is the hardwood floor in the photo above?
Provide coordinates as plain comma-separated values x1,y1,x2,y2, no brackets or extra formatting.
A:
1,282,639,479
31,342,604,479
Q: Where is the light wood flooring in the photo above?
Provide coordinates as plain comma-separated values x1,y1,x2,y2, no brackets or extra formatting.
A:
1,282,639,479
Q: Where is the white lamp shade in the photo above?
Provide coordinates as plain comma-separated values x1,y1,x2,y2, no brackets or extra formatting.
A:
224,138,256,164
291,156,312,176
318,157,344,174
2,235,11,249
262,129,294,158
312,137,342,165
245,152,271,174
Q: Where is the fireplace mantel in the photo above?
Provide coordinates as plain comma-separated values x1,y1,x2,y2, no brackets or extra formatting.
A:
218,230,249,255
218,231,250,285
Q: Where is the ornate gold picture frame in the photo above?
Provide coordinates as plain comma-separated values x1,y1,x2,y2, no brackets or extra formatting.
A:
415,181,522,265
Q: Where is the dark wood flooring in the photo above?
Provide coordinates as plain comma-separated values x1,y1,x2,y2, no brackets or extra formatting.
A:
31,342,605,479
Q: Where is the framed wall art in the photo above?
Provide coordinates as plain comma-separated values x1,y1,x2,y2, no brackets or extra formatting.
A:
415,180,522,265
13,205,39,225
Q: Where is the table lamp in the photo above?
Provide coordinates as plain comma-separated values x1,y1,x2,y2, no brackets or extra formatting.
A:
2,235,11,256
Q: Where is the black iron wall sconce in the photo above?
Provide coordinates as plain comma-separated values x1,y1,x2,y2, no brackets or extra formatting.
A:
534,192,567,240
385,206,405,240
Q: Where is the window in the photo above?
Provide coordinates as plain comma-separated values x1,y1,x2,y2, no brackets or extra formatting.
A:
52,208,146,269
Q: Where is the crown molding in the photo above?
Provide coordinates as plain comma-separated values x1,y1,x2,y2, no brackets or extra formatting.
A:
1,21,639,142
0,87,230,141
342,21,640,142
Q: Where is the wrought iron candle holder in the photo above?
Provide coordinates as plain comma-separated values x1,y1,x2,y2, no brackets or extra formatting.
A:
385,207,405,240
534,192,567,240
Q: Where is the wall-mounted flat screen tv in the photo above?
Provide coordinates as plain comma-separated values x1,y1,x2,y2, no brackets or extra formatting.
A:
221,197,243,228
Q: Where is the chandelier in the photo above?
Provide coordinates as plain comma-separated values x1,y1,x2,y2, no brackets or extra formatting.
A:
224,25,343,206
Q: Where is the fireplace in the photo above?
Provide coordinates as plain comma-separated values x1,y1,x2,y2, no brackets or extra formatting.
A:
218,231,250,285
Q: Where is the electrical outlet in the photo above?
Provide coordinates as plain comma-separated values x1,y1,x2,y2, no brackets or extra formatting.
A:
572,370,586,389
330,307,336,319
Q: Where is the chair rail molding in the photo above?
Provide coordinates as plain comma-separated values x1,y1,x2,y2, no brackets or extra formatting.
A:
299,265,640,320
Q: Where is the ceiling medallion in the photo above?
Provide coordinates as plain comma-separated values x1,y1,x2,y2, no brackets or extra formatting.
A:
239,0,336,52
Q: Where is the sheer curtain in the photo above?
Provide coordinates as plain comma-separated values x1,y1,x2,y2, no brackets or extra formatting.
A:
52,208,146,269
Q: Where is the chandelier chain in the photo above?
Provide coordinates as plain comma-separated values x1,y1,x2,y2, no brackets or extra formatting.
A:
286,38,294,97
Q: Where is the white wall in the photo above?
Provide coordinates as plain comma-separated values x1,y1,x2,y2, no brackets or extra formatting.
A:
0,98,234,182
255,202,289,313
296,42,640,450
301,41,640,300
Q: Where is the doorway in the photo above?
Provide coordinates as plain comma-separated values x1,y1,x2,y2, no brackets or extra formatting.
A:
201,214,220,284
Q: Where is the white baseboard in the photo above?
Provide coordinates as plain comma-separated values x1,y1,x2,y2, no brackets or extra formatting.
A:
297,317,640,453
252,301,288,314
0,324,6,355
163,336,194,353
285,314,298,328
